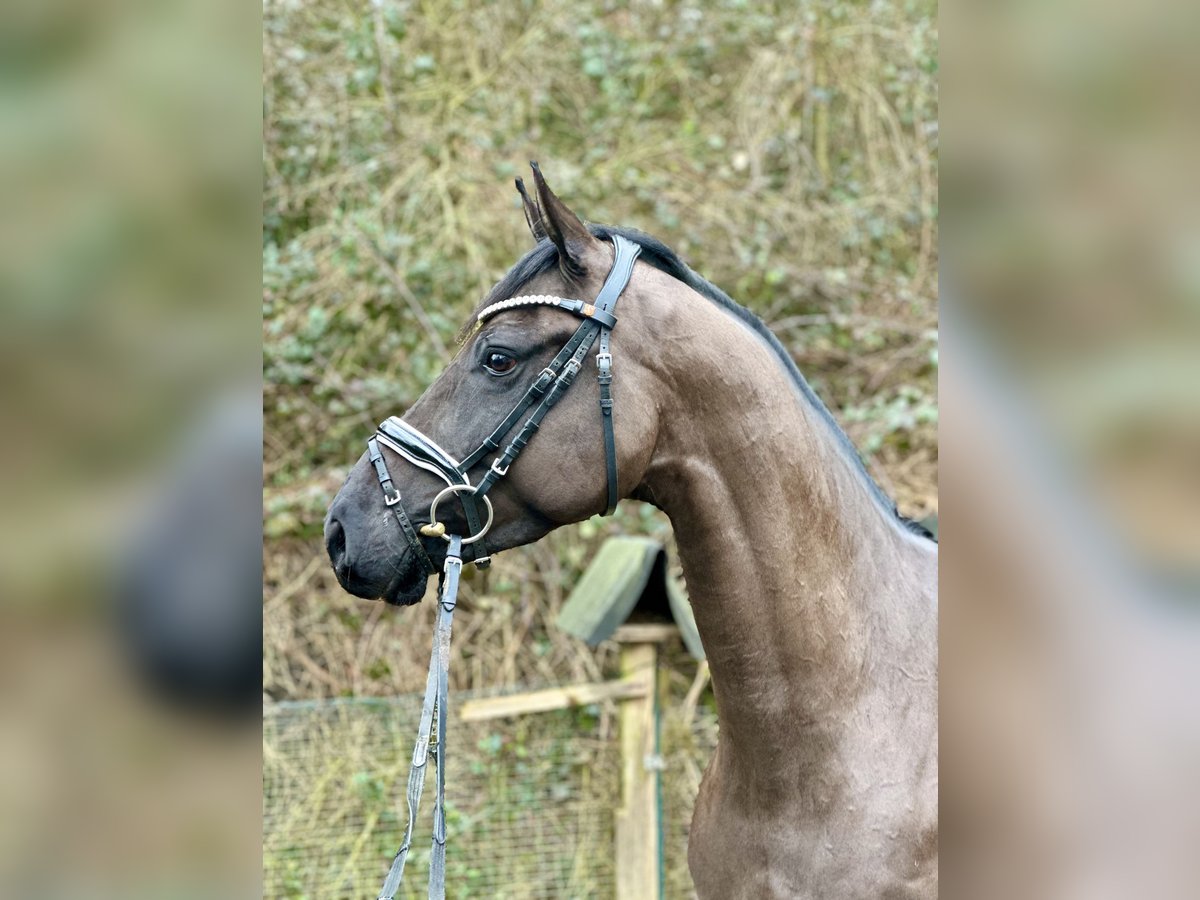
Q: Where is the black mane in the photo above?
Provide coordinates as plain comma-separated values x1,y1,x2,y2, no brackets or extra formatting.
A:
476,224,936,542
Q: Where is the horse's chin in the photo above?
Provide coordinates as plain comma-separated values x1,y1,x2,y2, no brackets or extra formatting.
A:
380,565,432,607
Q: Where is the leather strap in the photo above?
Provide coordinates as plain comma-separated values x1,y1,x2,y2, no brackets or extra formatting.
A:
427,542,460,899
471,324,599,498
458,322,595,472
592,235,640,315
368,437,436,577
453,493,491,569
594,236,640,514
377,536,462,900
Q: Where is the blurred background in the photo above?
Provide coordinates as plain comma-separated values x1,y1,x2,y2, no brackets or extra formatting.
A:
1,0,262,896
262,0,935,895
942,1,1200,896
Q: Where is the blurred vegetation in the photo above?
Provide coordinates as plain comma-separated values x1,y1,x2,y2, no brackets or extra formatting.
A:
264,1,935,893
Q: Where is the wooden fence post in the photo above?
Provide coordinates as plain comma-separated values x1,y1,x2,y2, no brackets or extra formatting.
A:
614,625,671,900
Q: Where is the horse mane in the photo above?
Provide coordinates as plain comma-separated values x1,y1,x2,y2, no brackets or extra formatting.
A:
470,224,936,542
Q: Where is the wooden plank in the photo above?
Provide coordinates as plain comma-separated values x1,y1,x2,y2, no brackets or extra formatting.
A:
612,622,679,644
556,537,663,644
615,642,660,900
457,678,647,722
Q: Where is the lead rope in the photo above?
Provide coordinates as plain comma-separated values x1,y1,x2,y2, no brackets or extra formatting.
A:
377,535,463,900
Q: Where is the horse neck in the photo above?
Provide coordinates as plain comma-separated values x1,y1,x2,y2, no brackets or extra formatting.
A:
635,296,932,754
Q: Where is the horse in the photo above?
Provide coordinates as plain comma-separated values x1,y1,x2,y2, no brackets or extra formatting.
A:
324,164,938,898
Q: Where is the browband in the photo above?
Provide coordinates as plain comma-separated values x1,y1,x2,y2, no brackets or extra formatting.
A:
477,294,617,330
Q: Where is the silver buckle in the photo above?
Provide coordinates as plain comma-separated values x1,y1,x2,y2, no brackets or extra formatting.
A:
490,458,510,477
385,492,401,506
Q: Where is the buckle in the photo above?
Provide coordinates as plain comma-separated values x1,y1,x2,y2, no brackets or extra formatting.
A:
385,491,401,506
533,367,556,392
490,458,510,477
596,351,612,371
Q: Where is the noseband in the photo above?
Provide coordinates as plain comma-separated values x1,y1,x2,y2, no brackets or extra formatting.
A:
366,234,641,572
368,235,641,900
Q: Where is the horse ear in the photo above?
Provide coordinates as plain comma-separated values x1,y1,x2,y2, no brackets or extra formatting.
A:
530,161,596,280
514,177,547,243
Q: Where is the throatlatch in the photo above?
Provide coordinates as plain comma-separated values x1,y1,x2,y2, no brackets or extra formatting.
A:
369,235,640,899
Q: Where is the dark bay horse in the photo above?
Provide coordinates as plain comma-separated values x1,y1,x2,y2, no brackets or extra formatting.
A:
325,165,938,898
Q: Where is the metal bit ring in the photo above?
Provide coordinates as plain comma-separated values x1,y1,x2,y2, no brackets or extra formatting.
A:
425,485,494,545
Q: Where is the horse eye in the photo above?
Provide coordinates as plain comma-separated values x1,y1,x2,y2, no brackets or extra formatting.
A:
483,351,517,375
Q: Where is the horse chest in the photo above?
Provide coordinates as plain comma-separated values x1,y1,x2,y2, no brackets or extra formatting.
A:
687,739,937,899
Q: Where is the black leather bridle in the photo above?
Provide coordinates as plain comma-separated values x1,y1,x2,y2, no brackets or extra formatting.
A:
370,234,641,900
366,233,640,572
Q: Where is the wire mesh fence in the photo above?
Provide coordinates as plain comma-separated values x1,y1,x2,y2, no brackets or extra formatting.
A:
264,687,717,899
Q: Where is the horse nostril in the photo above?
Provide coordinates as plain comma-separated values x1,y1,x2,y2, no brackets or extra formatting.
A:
325,515,348,576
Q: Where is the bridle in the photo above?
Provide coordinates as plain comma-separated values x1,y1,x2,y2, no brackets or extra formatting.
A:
370,234,641,900
366,233,640,573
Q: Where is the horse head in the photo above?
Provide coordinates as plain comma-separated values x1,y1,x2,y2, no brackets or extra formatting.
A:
324,164,662,605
